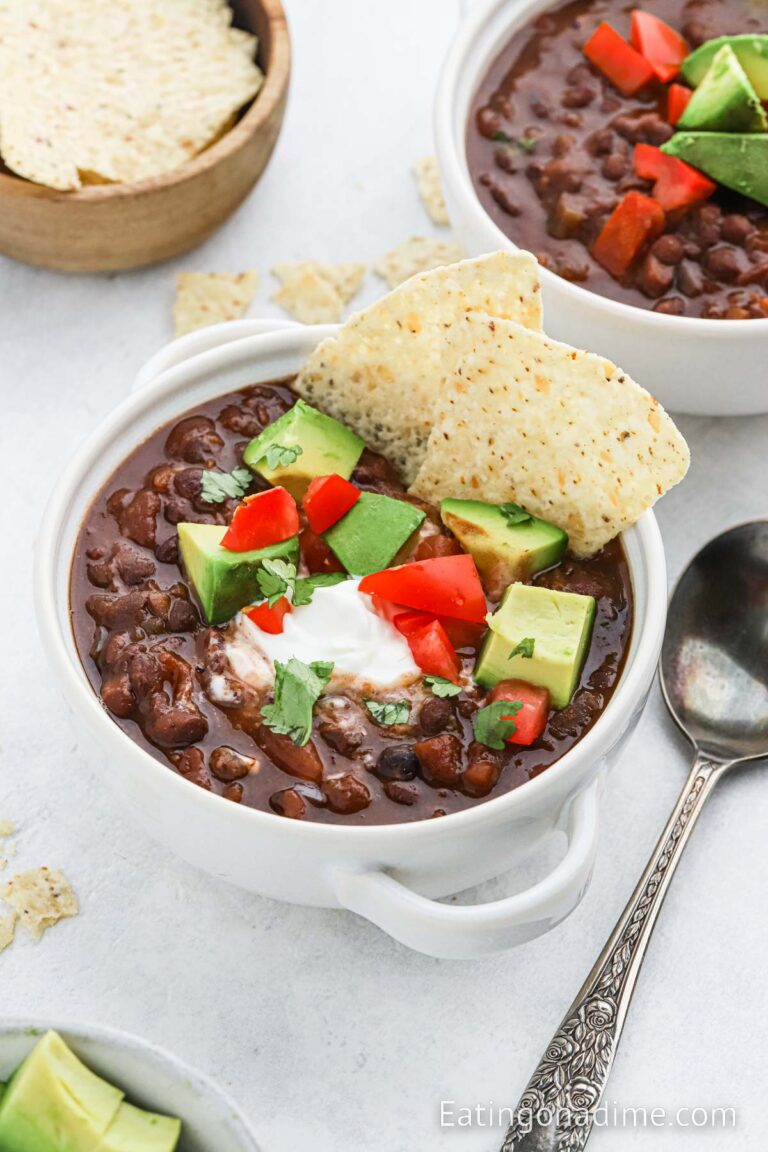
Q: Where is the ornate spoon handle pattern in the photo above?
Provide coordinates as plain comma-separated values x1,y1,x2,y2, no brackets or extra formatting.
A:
502,756,724,1152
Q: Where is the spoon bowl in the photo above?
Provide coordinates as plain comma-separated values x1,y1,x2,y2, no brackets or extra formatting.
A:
661,521,768,764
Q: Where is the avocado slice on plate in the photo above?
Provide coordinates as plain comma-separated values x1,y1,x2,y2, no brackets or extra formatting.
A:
662,132,768,207
440,498,567,597
0,1030,124,1151
178,522,299,624
98,1101,181,1151
679,44,767,132
475,583,595,708
683,34,768,99
243,399,364,500
323,491,425,575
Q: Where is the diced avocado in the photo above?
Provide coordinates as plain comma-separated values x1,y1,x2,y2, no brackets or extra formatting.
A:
683,34,768,99
98,1101,181,1151
678,45,767,132
178,523,299,625
662,132,768,207
323,492,425,576
440,499,567,596
474,583,595,708
0,1030,123,1151
242,399,364,500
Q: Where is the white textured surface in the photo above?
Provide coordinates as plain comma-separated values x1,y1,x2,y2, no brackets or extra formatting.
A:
2,1,768,1148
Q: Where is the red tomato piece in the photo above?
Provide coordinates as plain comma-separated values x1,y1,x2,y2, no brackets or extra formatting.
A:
630,10,689,82
489,680,550,746
393,609,435,637
666,82,692,126
359,555,487,622
407,620,461,683
391,608,485,649
301,474,361,534
300,527,345,574
593,191,666,277
221,487,298,552
583,22,655,96
633,143,716,212
245,596,292,634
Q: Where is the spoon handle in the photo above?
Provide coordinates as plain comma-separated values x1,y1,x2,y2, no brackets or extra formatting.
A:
501,756,723,1152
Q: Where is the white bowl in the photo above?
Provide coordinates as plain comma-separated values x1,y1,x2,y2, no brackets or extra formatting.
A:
34,321,667,959
435,0,768,416
0,1020,258,1151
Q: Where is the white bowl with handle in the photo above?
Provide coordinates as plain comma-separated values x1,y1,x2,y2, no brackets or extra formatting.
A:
434,0,768,415
34,320,667,959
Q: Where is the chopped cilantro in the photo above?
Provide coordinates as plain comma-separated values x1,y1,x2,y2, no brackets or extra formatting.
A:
364,699,411,727
518,135,537,154
500,501,532,527
199,466,252,505
424,676,461,698
292,572,347,607
261,658,334,746
256,559,297,607
265,443,303,470
509,638,536,660
473,699,522,749
493,130,512,143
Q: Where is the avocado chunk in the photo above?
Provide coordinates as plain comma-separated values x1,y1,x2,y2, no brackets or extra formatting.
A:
323,492,425,575
178,523,299,624
242,399,364,500
440,499,567,597
0,1030,124,1151
662,132,768,207
475,583,595,708
98,1102,181,1151
683,34,768,99
678,44,767,132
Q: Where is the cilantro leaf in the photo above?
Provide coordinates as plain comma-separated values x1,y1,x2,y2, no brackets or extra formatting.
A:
256,559,297,607
493,130,512,143
261,658,334,746
518,135,537,154
500,502,533,527
509,638,535,660
473,699,522,749
292,572,347,607
424,676,461,698
265,443,303,470
364,699,411,727
199,466,252,505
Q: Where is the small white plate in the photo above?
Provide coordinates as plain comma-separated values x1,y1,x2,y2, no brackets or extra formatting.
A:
0,1020,259,1152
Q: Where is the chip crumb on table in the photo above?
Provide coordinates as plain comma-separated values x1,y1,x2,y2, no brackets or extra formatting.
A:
412,156,450,226
0,866,78,944
173,270,259,336
0,912,15,955
374,236,464,288
271,260,367,323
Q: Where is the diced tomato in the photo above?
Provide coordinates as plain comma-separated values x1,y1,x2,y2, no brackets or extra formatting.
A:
301,474,360,534
389,606,485,650
630,11,688,83
300,527,345,574
393,609,434,637
593,191,665,277
633,143,716,212
666,82,692,126
583,22,655,96
245,596,292,634
221,487,298,552
359,555,487,622
407,620,462,683
489,680,550,746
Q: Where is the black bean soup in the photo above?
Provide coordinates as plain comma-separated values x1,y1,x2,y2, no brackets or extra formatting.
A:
70,382,633,826
468,0,768,318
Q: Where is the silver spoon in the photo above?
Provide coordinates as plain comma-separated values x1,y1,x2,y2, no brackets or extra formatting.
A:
501,521,768,1152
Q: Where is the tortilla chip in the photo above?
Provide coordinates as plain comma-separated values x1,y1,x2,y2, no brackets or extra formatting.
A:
295,252,542,483
374,236,464,288
412,156,449,226
0,867,78,942
409,314,689,555
174,271,259,336
0,913,15,955
0,820,15,837
272,261,366,324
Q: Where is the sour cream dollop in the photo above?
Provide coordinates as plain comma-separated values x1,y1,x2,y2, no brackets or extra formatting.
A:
226,578,420,692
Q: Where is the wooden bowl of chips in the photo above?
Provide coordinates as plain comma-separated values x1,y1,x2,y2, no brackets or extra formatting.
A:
0,0,290,273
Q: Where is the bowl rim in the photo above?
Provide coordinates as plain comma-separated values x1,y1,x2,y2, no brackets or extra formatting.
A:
0,0,291,203
34,323,668,846
435,0,768,337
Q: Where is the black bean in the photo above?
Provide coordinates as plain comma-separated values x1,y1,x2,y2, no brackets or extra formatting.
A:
375,746,419,782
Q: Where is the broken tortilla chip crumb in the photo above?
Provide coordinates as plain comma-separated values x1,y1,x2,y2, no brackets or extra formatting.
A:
0,912,15,955
374,236,464,289
271,261,366,324
173,271,259,337
0,867,78,942
412,156,450,226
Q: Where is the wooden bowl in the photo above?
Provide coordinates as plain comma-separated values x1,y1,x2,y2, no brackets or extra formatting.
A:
0,0,290,273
